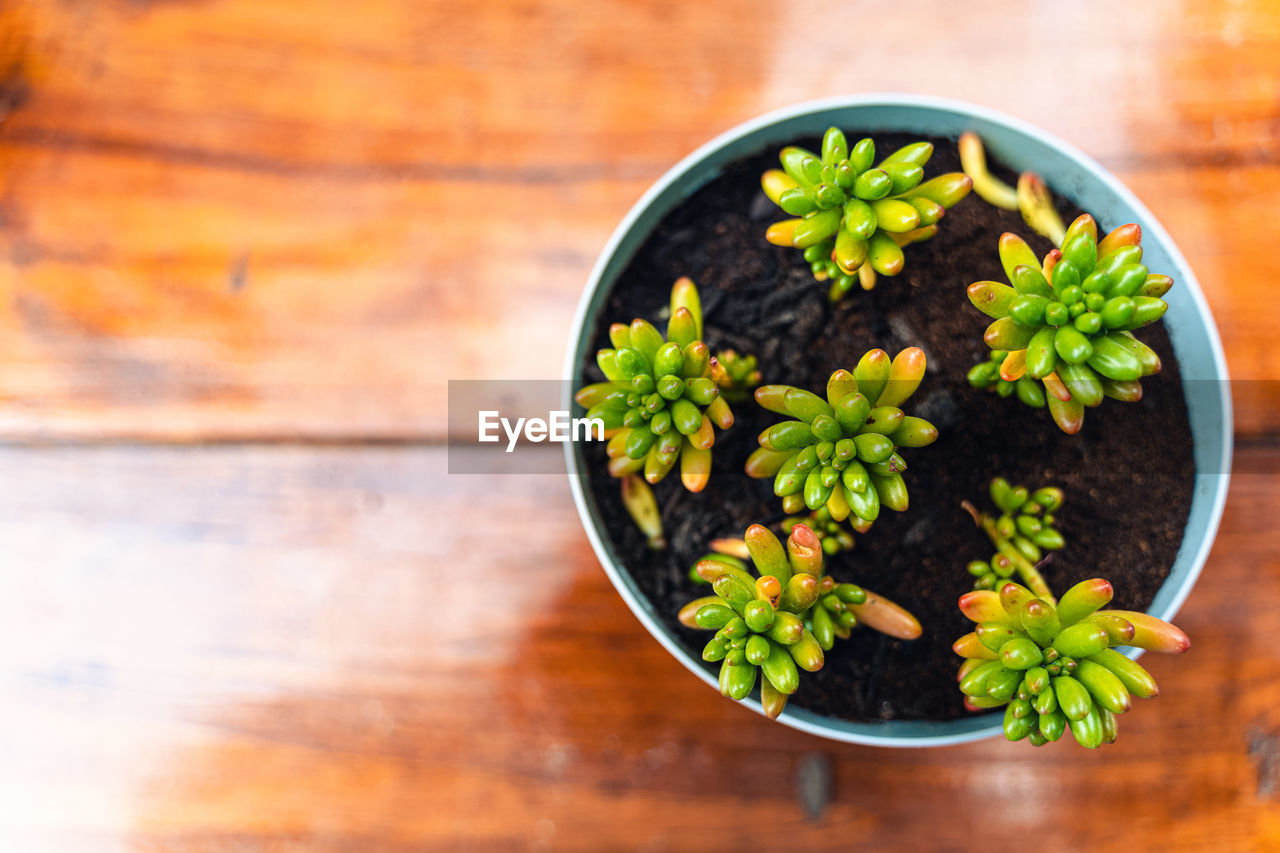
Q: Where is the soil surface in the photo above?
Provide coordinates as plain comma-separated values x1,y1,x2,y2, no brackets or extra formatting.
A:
577,133,1195,724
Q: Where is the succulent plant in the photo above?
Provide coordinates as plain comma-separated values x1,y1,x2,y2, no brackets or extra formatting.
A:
959,131,1066,245
782,506,870,555
620,474,665,550
710,349,761,402
954,578,1189,747
762,128,972,300
967,214,1171,434
677,524,828,719
963,478,1064,598
680,524,920,719
744,348,938,526
576,278,733,492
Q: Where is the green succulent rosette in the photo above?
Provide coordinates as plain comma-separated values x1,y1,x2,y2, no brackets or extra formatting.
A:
678,524,829,720
955,579,1189,748
967,214,1172,434
762,127,973,301
574,277,732,493
744,348,938,526
680,524,919,720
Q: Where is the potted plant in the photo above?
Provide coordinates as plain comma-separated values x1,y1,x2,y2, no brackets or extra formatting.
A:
563,95,1231,747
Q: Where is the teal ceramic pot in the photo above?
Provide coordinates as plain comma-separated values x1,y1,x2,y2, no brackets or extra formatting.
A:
563,95,1232,746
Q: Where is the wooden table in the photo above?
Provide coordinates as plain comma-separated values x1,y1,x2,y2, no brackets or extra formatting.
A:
0,0,1276,849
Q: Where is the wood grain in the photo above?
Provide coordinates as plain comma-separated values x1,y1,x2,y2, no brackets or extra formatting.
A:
0,0,1275,849
0,0,1275,439
0,446,1273,851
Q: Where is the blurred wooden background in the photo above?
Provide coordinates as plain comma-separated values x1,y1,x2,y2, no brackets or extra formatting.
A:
0,0,1275,850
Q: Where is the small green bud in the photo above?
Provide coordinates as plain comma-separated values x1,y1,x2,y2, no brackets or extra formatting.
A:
849,138,875,173
743,599,775,633
723,660,757,701
1054,325,1093,364
1004,704,1035,741
810,603,835,650
1074,312,1102,335
1051,260,1081,295
1053,675,1093,722
695,603,735,630
853,168,892,201
1052,622,1109,659
853,433,894,463
762,640,800,695
1070,705,1105,749
1000,638,1043,670
986,668,1022,701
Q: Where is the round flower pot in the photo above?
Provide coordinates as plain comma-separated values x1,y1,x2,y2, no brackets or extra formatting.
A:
562,94,1232,747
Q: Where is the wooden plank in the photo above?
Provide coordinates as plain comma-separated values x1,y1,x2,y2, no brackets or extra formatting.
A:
1122,164,1280,436
0,153,1268,439
0,0,1273,440
0,142,636,440
0,150,1269,440
7,0,1280,170
0,444,1274,849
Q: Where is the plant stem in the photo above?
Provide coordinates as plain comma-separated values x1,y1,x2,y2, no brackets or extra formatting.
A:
963,501,1056,604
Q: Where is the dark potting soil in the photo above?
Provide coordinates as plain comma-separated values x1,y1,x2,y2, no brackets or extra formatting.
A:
577,134,1195,724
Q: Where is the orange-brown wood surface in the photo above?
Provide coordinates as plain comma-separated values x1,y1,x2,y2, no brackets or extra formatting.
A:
0,0,1276,850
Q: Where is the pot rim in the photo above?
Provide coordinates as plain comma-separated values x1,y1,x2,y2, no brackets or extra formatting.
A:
561,93,1232,747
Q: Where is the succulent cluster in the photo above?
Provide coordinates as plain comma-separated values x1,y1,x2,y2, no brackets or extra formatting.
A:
965,478,1064,596
782,506,870,555
967,214,1171,434
576,279,733,492
762,128,972,300
575,131,1197,748
744,348,938,526
710,349,761,402
680,523,920,719
678,524,830,719
954,579,1189,747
